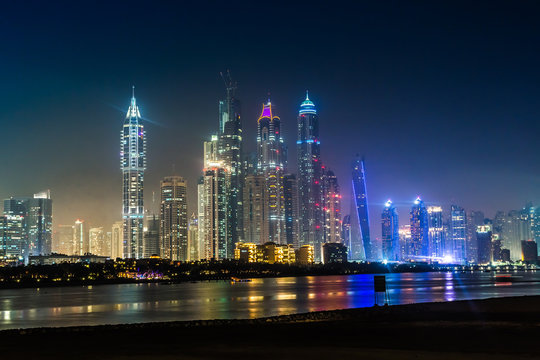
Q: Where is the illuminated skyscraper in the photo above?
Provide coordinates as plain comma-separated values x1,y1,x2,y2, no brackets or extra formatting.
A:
257,100,286,245
283,173,298,246
399,224,411,261
466,210,484,263
187,213,199,261
243,174,267,244
323,169,342,244
160,176,188,261
450,205,467,263
143,214,160,258
0,214,24,258
203,161,229,260
341,215,351,253
296,92,324,261
111,221,123,259
74,219,87,255
121,87,146,258
427,206,444,258
381,200,399,261
409,197,428,258
351,156,371,260
89,227,106,256
54,224,75,255
476,224,492,264
218,72,243,246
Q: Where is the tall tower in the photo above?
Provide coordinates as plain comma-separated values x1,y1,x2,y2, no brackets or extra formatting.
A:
159,176,188,261
323,169,342,244
409,197,429,258
427,206,444,258
121,87,146,258
202,161,229,260
296,92,324,261
283,173,298,246
257,100,286,244
218,72,243,246
381,200,399,261
351,156,371,260
450,205,467,263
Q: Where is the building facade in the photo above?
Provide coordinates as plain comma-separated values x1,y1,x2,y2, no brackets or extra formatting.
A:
351,157,371,260
381,200,399,261
409,197,429,258
159,176,188,261
450,205,467,263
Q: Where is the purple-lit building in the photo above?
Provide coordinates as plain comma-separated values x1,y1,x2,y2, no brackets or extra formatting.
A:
409,197,429,258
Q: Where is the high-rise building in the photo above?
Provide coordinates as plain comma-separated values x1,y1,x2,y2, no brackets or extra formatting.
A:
341,215,351,254
351,156,371,260
409,197,428,258
187,213,199,261
322,242,348,264
121,87,146,259
89,227,106,256
283,173,298,246
257,100,286,245
323,169,342,245
144,214,160,258
381,200,399,261
399,224,411,261
202,161,229,260
243,174,267,244
503,209,532,262
3,192,53,258
217,73,243,247
159,176,188,261
197,177,206,260
0,214,24,258
111,221,123,259
521,240,538,262
476,224,492,264
54,224,75,255
296,92,324,261
73,219,87,255
450,205,467,263
466,210,484,263
427,206,444,258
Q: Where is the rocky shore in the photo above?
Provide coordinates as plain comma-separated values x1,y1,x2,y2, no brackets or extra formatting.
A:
1,296,539,359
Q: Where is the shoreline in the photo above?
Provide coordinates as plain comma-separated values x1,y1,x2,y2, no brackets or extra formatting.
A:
0,295,539,359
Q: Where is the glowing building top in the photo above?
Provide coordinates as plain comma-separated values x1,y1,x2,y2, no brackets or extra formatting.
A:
299,91,317,115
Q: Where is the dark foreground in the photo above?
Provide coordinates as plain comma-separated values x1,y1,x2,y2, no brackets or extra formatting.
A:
1,296,539,359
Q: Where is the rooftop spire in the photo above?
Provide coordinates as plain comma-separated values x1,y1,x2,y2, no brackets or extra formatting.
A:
132,85,135,100
305,90,310,101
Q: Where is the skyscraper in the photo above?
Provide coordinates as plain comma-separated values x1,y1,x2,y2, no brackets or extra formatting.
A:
476,224,492,264
121,87,146,259
0,214,24,258
323,169,342,245
111,221,123,259
409,197,429,258
159,176,188,261
217,72,243,246
450,205,467,263
296,92,324,261
466,210,484,263
187,213,199,261
202,161,229,260
54,224,75,255
144,214,160,258
351,156,371,260
283,173,298,246
257,100,286,245
89,227,106,256
74,219,87,255
427,206,444,258
381,200,399,261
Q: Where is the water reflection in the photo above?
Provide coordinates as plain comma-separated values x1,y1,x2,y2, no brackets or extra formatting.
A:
0,271,539,330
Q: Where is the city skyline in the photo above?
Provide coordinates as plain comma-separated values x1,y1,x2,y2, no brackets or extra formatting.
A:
1,2,539,240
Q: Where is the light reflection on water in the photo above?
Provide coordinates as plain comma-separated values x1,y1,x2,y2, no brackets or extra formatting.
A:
0,271,539,330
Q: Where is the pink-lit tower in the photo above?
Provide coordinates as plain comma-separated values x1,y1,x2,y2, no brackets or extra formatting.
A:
257,100,286,244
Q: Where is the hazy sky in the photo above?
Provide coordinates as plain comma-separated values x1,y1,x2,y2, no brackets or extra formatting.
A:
1,1,539,238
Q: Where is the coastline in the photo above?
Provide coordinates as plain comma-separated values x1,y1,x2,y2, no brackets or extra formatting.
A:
1,295,538,359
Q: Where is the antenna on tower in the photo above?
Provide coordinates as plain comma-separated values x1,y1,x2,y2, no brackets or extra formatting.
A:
220,70,237,98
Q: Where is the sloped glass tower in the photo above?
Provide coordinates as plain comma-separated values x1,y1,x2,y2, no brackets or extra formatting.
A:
121,87,146,258
351,156,371,260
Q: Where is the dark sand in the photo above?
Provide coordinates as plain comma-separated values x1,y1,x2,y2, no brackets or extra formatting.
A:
1,296,539,359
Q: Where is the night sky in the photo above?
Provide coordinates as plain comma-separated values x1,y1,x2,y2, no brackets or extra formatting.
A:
1,1,539,238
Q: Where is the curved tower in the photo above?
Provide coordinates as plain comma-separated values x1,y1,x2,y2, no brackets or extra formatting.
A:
351,156,371,260
296,92,324,261
257,100,285,244
121,87,146,258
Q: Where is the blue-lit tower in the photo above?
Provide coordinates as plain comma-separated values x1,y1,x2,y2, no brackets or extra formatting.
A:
381,200,399,261
351,156,371,260
296,91,324,261
450,205,467,263
121,87,146,258
409,197,429,258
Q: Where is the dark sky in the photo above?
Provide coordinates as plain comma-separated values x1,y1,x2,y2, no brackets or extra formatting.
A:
1,1,539,238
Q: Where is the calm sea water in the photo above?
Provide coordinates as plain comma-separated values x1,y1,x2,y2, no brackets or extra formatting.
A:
1,271,539,330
